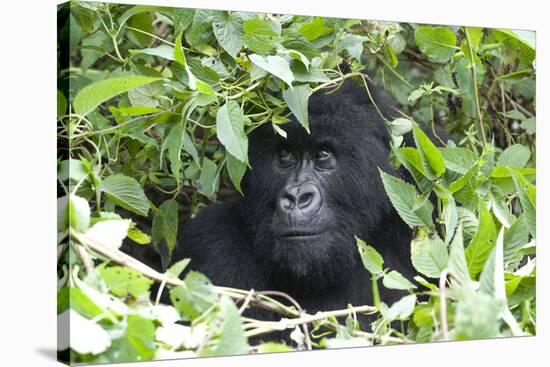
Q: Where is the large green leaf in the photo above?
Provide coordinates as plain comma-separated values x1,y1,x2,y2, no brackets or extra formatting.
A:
412,126,445,178
226,153,247,195
379,170,433,228
356,237,384,275
152,199,179,258
105,314,156,363
216,100,248,164
511,169,536,238
411,229,448,278
282,84,311,132
249,54,294,87
497,144,531,168
99,174,150,216
99,266,153,299
169,271,217,321
465,202,497,278
73,76,162,116
243,18,278,54
212,12,244,57
415,26,458,63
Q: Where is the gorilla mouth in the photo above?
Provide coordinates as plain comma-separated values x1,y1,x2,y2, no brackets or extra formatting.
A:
279,230,325,239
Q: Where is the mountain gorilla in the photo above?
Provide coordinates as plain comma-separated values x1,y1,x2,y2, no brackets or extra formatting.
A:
170,79,417,333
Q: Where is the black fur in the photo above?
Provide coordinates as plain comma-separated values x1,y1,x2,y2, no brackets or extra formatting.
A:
169,79,419,338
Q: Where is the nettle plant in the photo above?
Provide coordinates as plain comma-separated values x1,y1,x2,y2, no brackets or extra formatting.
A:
57,1,535,363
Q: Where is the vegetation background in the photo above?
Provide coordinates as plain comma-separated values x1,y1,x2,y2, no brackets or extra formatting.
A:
57,1,536,364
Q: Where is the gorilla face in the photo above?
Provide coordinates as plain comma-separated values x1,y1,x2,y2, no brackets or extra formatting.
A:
240,82,398,288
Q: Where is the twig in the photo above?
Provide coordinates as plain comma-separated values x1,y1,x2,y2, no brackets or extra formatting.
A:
438,268,460,341
76,244,94,275
238,288,255,315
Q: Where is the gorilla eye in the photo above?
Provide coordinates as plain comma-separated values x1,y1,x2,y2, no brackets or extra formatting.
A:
316,149,333,162
277,148,294,164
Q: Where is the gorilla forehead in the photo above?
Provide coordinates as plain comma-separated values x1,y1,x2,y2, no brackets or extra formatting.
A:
251,81,390,151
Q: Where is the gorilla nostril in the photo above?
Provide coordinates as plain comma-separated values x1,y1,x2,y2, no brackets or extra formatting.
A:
298,192,313,208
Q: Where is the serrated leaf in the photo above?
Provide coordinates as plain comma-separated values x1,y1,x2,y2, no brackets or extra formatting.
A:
356,237,384,275
216,101,248,163
383,294,417,321
282,84,311,132
415,26,458,63
152,199,179,258
99,174,150,216
249,54,294,87
379,170,433,228
411,229,448,278
465,202,497,278
73,76,162,116
413,126,445,178
479,227,506,302
226,153,247,194
104,314,156,362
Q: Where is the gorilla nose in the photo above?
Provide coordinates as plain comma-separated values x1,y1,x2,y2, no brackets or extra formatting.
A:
278,183,321,215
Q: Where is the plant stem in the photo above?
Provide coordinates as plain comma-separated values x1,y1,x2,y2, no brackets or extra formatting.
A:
463,27,487,145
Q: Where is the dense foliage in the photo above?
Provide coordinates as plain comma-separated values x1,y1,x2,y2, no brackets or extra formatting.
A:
57,1,536,363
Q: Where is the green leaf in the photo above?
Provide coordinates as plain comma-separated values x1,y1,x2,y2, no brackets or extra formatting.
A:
68,287,103,319
479,227,506,303
202,296,249,356
356,237,384,275
415,26,458,62
379,170,433,228
99,174,150,216
66,310,112,355
127,226,151,245
99,266,153,298
68,194,90,233
511,169,536,238
73,76,162,116
411,229,448,278
105,314,156,362
197,157,218,197
216,100,248,164
448,224,470,285
243,18,278,54
186,10,220,47
383,294,417,321
392,147,432,192
453,288,501,340
465,202,497,278
503,216,529,265
129,45,175,60
257,342,293,353
173,8,195,35
282,84,311,132
212,12,244,57
412,126,445,178
497,144,531,167
382,270,417,290
226,153,247,194
298,17,333,41
249,54,294,87
84,219,131,249
166,258,191,278
170,271,217,320
57,90,67,117
440,147,478,174
152,199,179,258
493,29,536,66
165,122,186,182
